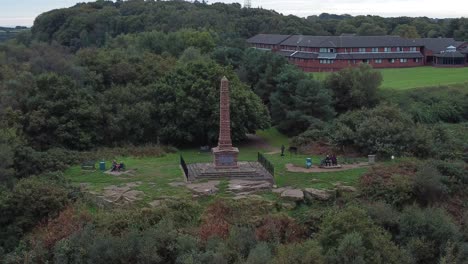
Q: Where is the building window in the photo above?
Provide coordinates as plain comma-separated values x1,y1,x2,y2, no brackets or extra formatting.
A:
319,59,334,64
413,58,420,63
362,59,369,64
372,48,379,52
384,47,391,52
358,48,366,53
319,48,328,53
400,58,408,63
375,59,382,64
410,47,417,52
396,47,403,52
388,59,395,63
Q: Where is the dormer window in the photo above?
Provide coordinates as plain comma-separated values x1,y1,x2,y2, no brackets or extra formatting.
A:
446,45,457,52
319,48,336,53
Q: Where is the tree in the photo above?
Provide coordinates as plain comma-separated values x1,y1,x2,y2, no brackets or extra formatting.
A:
393,24,420,38
154,61,270,145
325,63,382,113
357,23,387,36
270,65,334,135
328,104,431,157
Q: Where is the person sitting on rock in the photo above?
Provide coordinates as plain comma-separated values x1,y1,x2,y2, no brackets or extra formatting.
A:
325,155,331,166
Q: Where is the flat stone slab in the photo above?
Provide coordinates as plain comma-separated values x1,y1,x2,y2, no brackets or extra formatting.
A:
272,187,291,194
228,180,273,193
169,182,186,187
186,181,220,195
280,189,304,201
304,188,334,201
102,185,144,205
336,185,357,192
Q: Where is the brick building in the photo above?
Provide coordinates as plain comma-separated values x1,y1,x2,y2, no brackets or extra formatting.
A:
247,34,468,72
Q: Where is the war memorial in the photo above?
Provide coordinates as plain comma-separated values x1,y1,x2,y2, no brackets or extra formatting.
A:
185,77,274,183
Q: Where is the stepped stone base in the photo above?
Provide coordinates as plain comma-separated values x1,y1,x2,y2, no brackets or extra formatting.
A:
187,162,274,183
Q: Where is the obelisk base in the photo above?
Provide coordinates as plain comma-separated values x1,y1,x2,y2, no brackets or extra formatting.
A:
212,147,239,169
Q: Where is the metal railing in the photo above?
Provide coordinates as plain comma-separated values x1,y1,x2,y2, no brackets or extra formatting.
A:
180,155,189,180
258,152,274,176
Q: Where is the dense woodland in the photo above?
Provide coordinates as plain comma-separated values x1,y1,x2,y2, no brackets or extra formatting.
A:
0,0,467,263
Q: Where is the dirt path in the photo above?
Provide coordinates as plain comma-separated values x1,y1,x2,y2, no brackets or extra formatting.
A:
286,163,369,173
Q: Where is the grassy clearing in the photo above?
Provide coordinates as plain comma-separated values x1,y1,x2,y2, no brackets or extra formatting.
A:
64,129,368,206
311,67,468,90
256,127,289,148
380,67,468,90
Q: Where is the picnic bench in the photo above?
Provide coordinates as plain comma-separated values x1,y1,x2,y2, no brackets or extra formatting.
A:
81,160,96,170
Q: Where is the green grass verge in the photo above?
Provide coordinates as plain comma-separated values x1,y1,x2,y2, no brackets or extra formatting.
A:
311,67,468,90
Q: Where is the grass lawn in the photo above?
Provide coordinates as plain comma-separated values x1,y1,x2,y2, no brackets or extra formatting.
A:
311,67,468,90
255,127,289,148
64,129,368,206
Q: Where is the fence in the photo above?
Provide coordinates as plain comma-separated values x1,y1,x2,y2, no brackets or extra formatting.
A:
180,155,189,180
258,152,274,176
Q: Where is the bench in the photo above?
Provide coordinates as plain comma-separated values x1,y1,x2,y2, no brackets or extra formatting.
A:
81,160,96,170
319,165,342,169
288,147,298,155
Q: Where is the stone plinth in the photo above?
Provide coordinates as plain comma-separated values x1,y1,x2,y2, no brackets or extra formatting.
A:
186,161,274,183
212,147,239,169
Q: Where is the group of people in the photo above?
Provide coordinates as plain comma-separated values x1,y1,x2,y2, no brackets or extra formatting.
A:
111,160,125,172
321,154,338,167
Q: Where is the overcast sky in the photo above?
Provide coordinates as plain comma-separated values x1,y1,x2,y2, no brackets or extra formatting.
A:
1,0,467,27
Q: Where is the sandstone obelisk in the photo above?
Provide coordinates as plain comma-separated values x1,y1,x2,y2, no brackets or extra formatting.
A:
212,76,239,169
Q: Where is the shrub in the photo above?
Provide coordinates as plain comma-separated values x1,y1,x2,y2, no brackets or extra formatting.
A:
399,206,460,262
365,202,400,236
273,240,325,264
0,175,71,253
255,215,305,244
413,165,448,206
326,232,366,264
318,206,410,264
245,242,272,264
227,226,257,260
199,200,232,242
326,104,432,157
360,162,418,208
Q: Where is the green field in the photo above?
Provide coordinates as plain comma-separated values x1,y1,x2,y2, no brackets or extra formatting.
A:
64,130,367,206
312,67,468,90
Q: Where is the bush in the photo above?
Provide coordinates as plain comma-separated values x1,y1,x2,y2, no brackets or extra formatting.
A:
399,206,461,262
245,242,272,264
365,202,400,236
318,206,410,264
255,215,305,244
273,240,325,264
0,175,72,253
413,165,448,206
326,104,432,157
360,162,418,208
